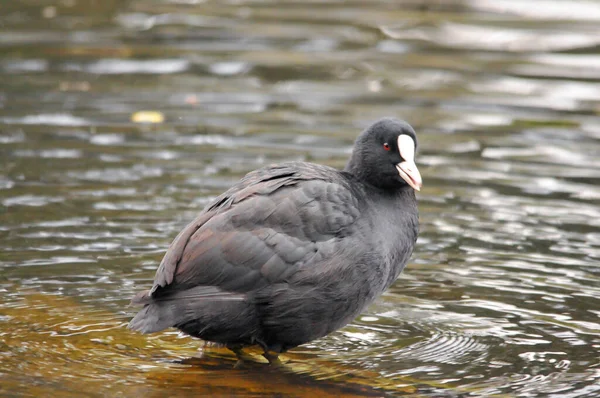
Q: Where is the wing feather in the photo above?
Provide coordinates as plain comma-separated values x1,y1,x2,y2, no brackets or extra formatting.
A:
138,162,363,303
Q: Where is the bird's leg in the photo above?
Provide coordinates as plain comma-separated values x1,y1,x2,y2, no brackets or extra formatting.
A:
254,338,283,366
262,350,282,365
262,342,283,366
226,344,251,368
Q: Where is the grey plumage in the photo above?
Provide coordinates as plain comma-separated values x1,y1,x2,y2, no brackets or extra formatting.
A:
128,118,421,357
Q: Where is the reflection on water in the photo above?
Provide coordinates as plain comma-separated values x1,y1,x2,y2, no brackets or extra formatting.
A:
1,0,600,396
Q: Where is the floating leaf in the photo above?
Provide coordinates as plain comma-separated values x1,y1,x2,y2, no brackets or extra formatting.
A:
131,110,165,124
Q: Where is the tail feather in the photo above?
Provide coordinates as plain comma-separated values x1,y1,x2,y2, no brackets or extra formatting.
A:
128,303,174,333
127,286,247,334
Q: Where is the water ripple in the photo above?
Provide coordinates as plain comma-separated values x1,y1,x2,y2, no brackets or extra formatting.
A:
1,0,600,396
63,59,191,75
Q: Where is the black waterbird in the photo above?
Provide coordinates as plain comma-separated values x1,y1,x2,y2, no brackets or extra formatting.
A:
129,118,422,365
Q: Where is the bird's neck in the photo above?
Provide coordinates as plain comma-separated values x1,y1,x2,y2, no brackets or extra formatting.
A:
344,155,372,184
343,153,359,173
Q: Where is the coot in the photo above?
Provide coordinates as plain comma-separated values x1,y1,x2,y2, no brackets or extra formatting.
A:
129,118,422,364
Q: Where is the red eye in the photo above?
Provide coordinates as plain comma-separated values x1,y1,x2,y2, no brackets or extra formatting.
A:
383,143,390,151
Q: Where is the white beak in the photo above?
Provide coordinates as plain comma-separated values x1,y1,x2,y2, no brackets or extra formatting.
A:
396,161,422,191
397,134,422,191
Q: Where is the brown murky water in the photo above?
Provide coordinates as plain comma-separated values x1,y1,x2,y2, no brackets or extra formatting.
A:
1,0,600,396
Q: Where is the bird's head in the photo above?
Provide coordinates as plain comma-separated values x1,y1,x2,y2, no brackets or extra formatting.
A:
346,118,422,191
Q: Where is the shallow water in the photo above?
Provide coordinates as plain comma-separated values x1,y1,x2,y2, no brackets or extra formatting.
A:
1,0,600,396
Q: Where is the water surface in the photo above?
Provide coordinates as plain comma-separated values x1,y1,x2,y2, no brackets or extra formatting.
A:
1,0,600,396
